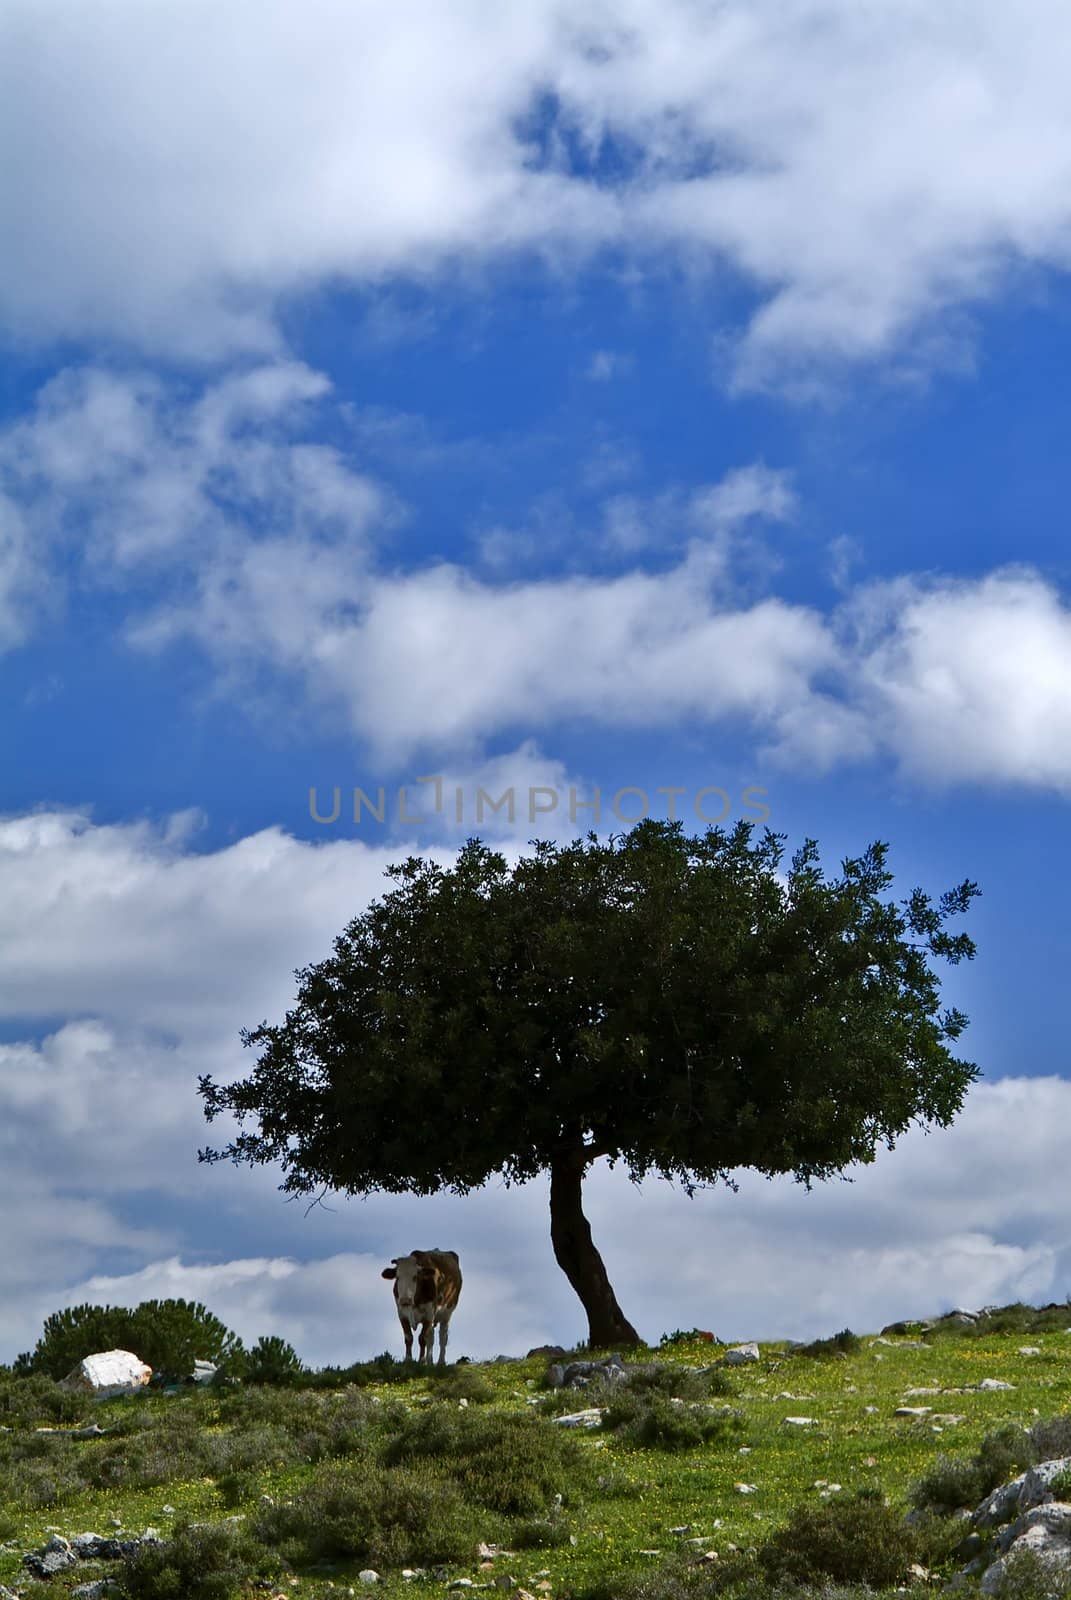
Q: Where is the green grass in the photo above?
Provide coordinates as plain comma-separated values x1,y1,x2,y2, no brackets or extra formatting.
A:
1,1309,1069,1600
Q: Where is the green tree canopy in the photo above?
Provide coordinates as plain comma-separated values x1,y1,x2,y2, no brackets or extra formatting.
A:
200,821,979,1346
21,1298,244,1380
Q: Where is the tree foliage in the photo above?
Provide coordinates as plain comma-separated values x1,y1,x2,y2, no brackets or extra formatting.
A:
23,1299,244,1380
200,820,979,1341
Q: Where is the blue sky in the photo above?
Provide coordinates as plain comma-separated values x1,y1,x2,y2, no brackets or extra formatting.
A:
3,0,1071,1365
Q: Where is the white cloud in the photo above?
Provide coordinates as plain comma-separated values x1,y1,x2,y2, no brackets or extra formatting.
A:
7,367,1071,794
5,3,1071,379
0,810,420,1039
810,567,1071,790
585,350,634,381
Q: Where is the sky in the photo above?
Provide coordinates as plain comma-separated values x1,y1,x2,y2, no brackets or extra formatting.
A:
4,0,1071,1367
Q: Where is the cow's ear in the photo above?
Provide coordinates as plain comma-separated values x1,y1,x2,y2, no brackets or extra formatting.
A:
445,1251,459,1260
411,1250,429,1264
381,1267,397,1280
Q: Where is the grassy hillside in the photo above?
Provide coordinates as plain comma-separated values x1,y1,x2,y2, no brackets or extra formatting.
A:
2,1304,1070,1600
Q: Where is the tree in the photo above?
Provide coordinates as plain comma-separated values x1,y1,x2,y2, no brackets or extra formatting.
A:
24,1299,244,1379
199,821,979,1348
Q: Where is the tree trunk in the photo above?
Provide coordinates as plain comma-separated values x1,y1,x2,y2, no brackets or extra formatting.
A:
549,1151,642,1347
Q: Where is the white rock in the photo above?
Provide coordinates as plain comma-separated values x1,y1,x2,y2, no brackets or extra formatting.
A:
783,1417,818,1426
974,1458,1071,1528
1018,1346,1042,1356
895,1407,933,1418
734,1483,757,1494
58,1350,152,1399
358,1571,380,1585
723,1343,760,1365
551,1409,603,1428
975,1378,1015,1391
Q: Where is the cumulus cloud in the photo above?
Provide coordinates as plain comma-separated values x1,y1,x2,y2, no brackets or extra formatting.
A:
7,368,1071,794
5,2,1071,379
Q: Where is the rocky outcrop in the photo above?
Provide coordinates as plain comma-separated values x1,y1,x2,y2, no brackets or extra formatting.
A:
948,1456,1071,1592
58,1350,152,1399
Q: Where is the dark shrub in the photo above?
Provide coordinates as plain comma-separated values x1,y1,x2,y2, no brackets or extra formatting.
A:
601,1393,745,1451
116,1519,276,1600
0,1373,86,1425
1029,1413,1071,1461
510,1516,574,1548
242,1335,306,1386
911,1424,1038,1515
255,1463,483,1566
25,1300,243,1380
758,1487,920,1587
791,1328,862,1360
992,1545,1071,1600
428,1366,497,1404
383,1407,586,1515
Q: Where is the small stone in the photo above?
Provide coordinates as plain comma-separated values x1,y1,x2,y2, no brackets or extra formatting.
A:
1018,1346,1041,1356
734,1483,757,1494
358,1574,379,1586
783,1416,817,1426
896,1407,933,1417
975,1378,1015,1391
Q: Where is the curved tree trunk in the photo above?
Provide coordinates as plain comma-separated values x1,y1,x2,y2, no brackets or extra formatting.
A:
549,1151,642,1348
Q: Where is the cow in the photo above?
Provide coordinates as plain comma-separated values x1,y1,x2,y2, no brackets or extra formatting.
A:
381,1248,462,1365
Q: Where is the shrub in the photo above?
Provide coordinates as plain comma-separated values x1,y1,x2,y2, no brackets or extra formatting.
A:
243,1335,306,1386
621,1364,735,1401
791,1328,862,1360
25,1300,244,1380
510,1516,574,1548
600,1393,746,1451
115,1518,277,1600
911,1423,1038,1515
757,1487,921,1587
992,1545,1071,1600
428,1365,497,1404
255,1463,484,1566
306,1352,421,1389
383,1407,586,1515
1029,1413,1071,1461
0,1373,86,1425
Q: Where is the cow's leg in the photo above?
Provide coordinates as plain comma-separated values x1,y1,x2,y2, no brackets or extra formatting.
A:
419,1320,434,1363
436,1313,450,1366
399,1315,414,1362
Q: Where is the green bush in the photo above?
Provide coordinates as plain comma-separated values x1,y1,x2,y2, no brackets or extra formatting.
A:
791,1328,862,1360
757,1487,921,1587
992,1545,1071,1600
383,1407,587,1515
242,1335,306,1387
428,1365,497,1403
600,1393,746,1451
254,1462,484,1566
911,1423,1038,1515
1029,1413,1071,1461
115,1518,277,1600
0,1373,87,1425
25,1300,244,1380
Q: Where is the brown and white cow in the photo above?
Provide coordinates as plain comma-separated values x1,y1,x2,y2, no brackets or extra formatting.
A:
381,1248,462,1365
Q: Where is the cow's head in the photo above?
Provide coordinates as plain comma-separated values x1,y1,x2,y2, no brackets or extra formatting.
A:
383,1253,437,1307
